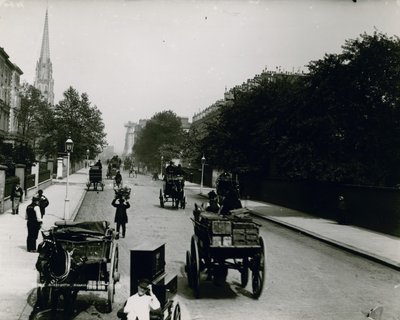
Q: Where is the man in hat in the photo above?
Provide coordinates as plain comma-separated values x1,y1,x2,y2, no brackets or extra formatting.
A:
37,189,49,218
11,183,23,215
25,196,42,252
121,278,161,320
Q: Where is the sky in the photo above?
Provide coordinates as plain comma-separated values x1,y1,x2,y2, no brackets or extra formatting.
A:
0,0,400,153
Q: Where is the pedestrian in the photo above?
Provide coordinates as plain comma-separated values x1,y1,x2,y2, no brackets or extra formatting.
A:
26,196,42,252
95,159,102,169
111,195,130,238
11,183,23,215
118,278,161,320
37,189,49,218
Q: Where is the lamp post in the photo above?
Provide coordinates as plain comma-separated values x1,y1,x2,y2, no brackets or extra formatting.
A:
64,137,74,220
160,155,164,178
200,155,206,194
86,148,90,169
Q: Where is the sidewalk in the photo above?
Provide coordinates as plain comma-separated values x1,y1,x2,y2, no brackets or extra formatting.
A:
0,168,88,320
185,182,400,270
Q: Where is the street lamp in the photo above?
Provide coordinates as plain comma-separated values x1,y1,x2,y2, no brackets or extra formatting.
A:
64,137,74,220
200,154,206,194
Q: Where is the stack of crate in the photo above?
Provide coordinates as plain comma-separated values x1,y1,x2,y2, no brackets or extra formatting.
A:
232,222,259,246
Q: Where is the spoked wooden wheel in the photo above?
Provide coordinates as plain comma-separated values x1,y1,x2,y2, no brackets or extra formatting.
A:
107,243,119,312
241,257,249,287
190,235,200,298
252,236,266,299
173,302,181,320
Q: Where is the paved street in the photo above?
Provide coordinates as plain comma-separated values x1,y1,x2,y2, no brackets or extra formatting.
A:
49,170,400,320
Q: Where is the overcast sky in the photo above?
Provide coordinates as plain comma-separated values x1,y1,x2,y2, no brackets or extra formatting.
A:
1,0,399,153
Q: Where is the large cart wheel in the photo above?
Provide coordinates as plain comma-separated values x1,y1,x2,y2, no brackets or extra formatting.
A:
101,182,104,191
190,235,200,298
252,236,266,299
107,243,119,312
86,182,90,191
173,302,181,320
241,257,249,287
185,250,193,288
159,189,164,208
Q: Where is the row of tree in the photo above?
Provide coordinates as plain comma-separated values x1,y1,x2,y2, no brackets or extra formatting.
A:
133,31,400,187
0,85,107,172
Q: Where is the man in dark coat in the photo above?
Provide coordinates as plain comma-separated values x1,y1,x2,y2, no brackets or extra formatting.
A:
37,189,49,218
25,196,42,252
11,183,23,215
112,196,130,238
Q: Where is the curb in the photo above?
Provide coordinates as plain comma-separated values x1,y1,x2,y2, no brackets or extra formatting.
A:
250,211,400,271
70,188,87,221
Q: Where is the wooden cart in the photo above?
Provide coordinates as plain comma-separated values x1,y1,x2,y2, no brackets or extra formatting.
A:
35,221,119,314
185,207,266,299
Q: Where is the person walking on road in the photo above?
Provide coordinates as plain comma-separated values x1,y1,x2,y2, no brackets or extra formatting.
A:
26,196,42,252
11,183,23,215
37,189,49,218
112,195,130,238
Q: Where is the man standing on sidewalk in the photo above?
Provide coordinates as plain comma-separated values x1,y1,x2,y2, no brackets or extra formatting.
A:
11,183,23,215
26,196,42,252
37,189,49,218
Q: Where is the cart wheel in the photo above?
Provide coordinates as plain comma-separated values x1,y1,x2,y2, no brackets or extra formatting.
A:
173,302,181,320
107,243,118,312
190,235,200,298
241,258,249,287
101,183,104,191
185,250,193,288
252,236,266,299
159,189,164,208
86,182,90,190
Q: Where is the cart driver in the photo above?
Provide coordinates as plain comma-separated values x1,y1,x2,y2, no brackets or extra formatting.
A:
119,278,161,320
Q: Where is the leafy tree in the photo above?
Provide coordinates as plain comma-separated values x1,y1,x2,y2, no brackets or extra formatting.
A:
15,83,49,149
133,110,184,170
49,87,107,162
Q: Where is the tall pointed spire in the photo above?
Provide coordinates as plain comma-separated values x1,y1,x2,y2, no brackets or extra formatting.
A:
39,9,50,63
34,9,54,106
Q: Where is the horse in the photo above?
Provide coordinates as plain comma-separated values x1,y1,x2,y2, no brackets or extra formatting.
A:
35,233,83,316
170,177,185,209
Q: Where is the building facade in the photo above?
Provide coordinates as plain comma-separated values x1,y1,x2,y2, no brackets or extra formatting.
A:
34,9,54,106
0,47,23,143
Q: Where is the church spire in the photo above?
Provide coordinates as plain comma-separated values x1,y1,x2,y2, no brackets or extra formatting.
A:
39,9,50,63
34,9,54,106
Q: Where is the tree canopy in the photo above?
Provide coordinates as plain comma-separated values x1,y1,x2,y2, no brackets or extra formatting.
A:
197,31,400,186
133,110,184,170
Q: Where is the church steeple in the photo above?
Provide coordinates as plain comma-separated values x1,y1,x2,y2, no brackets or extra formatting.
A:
34,9,54,106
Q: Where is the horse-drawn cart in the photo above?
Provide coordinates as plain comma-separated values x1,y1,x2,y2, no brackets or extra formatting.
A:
159,174,186,209
35,221,119,315
185,207,265,299
87,165,104,191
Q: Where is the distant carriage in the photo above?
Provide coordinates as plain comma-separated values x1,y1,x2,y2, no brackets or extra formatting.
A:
159,174,186,209
216,172,240,204
107,156,122,179
87,165,104,191
35,221,120,314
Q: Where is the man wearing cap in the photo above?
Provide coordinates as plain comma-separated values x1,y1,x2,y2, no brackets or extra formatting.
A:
25,196,42,252
122,278,161,320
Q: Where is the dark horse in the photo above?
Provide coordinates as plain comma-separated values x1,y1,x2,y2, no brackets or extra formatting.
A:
170,177,185,209
35,233,83,318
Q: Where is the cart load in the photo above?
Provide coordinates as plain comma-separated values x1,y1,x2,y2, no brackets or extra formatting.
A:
186,206,265,299
35,220,119,313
